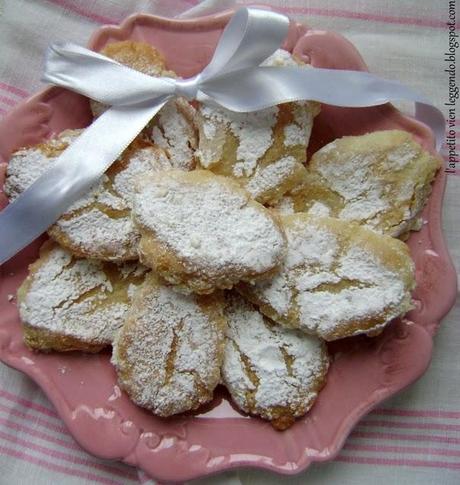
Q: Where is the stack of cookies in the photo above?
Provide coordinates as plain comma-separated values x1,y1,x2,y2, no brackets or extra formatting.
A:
6,41,441,430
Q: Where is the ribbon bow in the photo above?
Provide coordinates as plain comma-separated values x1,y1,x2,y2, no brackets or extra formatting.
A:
0,7,445,265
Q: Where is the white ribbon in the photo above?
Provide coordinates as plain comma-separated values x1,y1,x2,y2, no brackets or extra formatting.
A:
0,7,445,265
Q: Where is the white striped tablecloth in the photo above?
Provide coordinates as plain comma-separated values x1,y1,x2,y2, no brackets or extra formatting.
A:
0,1,459,484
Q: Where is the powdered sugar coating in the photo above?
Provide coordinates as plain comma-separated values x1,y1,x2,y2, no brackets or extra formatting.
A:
307,201,332,217
238,214,415,341
271,195,295,215
133,170,286,294
246,156,298,200
222,293,329,429
196,49,320,204
5,130,173,261
289,130,441,237
272,197,331,218
149,98,198,171
112,273,226,416
52,209,138,260
261,48,311,152
17,243,147,351
5,130,81,201
111,146,172,203
198,105,279,177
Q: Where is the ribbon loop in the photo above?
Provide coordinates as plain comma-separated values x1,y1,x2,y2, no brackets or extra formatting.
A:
200,7,289,81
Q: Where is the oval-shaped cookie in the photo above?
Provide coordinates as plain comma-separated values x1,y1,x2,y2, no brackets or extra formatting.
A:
238,214,415,341
132,170,287,294
17,242,148,352
112,272,226,416
222,293,329,430
5,130,172,261
196,49,320,204
274,130,441,237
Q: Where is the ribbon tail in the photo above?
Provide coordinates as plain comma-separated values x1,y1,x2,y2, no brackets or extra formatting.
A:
203,66,445,151
0,97,169,265
43,43,176,106
415,103,446,152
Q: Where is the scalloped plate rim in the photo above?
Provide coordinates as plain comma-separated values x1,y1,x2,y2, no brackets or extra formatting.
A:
0,6,457,483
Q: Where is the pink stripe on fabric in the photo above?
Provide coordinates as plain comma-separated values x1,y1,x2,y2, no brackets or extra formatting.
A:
46,0,445,30
0,415,87,452
276,5,444,29
0,389,59,419
0,402,134,480
372,409,460,419
0,429,137,481
360,419,460,432
0,107,6,115
351,430,460,446
46,0,118,24
0,95,18,108
0,402,68,434
336,454,460,471
345,442,460,458
0,82,29,98
0,445,123,485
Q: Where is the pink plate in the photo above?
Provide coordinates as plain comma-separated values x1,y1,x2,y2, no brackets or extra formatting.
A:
0,8,457,484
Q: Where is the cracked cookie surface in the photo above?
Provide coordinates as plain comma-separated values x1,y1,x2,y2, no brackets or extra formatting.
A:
195,49,320,204
273,130,440,237
238,214,415,341
91,40,198,171
132,170,287,294
147,97,198,171
17,242,148,352
5,129,172,261
221,293,329,429
112,272,226,416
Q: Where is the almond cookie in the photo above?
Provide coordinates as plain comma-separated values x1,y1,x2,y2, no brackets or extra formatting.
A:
274,130,441,237
91,40,198,171
112,272,226,417
222,293,329,430
5,129,172,261
132,170,287,294
195,49,320,204
238,214,415,341
17,242,148,353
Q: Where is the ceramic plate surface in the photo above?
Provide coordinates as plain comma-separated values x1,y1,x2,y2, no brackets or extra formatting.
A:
0,8,457,483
